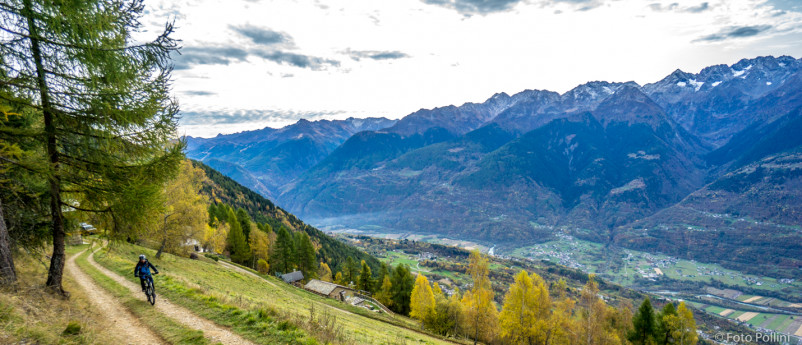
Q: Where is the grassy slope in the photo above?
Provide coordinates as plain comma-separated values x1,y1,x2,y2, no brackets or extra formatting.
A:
0,246,121,345
72,245,212,345
94,242,463,345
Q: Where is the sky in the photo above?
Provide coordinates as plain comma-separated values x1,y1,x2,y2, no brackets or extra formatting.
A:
136,0,802,137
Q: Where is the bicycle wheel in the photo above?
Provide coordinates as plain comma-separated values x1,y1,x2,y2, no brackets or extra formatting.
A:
147,282,156,305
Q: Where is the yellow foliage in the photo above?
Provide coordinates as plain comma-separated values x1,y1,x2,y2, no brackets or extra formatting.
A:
462,250,498,344
499,270,551,344
410,274,436,322
432,282,443,296
155,160,209,256
249,229,270,262
319,262,333,282
664,302,698,345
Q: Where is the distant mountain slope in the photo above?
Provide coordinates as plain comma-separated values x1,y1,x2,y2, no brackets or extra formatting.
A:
196,55,802,279
185,117,396,198
191,160,382,274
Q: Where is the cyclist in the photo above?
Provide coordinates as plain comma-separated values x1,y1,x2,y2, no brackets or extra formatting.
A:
133,254,159,294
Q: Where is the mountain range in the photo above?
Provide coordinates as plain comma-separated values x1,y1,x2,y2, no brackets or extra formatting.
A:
186,55,802,279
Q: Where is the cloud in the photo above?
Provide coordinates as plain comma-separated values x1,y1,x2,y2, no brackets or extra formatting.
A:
648,2,710,13
183,90,216,96
174,45,339,71
694,25,773,42
342,49,410,61
173,47,249,70
252,49,340,70
420,0,524,15
230,25,295,47
179,109,346,126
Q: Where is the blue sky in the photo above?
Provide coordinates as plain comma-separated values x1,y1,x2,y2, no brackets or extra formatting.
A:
137,0,802,137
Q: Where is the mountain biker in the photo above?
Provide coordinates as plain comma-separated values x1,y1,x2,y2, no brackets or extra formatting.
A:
134,254,159,293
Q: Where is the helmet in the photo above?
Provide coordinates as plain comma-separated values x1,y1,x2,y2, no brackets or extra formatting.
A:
139,254,146,260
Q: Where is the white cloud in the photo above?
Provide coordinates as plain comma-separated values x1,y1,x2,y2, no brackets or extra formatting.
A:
137,0,802,137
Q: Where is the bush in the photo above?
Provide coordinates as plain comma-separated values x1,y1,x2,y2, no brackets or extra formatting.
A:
204,253,219,262
257,259,270,274
62,321,81,336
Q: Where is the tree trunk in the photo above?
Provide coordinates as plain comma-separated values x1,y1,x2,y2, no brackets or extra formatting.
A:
23,0,67,296
0,198,17,285
156,238,166,259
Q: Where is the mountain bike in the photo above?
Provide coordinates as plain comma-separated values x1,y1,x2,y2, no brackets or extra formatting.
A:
142,274,156,305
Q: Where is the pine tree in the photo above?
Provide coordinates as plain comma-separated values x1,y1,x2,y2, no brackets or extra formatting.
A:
410,273,435,322
656,302,677,345
271,226,295,273
295,231,316,279
236,208,251,240
630,298,657,345
226,208,250,264
1,0,182,294
357,260,373,292
390,264,414,315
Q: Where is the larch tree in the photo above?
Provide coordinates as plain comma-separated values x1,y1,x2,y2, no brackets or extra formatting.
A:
578,275,618,345
235,207,250,240
376,275,393,307
499,270,552,345
1,0,183,294
664,302,697,345
656,302,677,345
204,222,228,254
432,282,443,296
154,160,208,259
295,231,316,279
318,262,332,282
410,273,435,322
249,228,270,265
334,271,344,286
462,250,498,345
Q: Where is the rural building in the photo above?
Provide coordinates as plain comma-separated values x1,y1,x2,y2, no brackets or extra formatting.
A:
304,279,394,315
280,271,304,285
304,279,352,301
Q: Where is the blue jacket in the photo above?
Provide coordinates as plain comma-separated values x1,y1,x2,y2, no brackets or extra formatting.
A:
134,260,158,277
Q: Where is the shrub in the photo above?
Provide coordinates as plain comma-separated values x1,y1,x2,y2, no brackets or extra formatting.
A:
204,253,219,262
257,259,270,274
62,321,81,336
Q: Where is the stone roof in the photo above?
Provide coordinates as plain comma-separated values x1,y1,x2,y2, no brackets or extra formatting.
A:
304,279,340,295
280,270,304,283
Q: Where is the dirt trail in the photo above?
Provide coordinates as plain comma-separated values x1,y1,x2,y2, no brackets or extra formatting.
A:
66,249,165,345
218,261,277,287
87,249,256,345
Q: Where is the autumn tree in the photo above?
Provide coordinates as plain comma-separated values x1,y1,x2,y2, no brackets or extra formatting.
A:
663,302,697,345
376,275,393,307
1,0,183,294
390,264,414,315
318,262,332,282
499,270,551,345
154,160,209,258
334,271,345,286
410,273,435,322
577,275,619,345
462,250,498,345
204,222,229,254
249,228,271,266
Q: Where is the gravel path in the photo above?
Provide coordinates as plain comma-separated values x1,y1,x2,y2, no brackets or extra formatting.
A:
87,249,256,345
66,249,165,345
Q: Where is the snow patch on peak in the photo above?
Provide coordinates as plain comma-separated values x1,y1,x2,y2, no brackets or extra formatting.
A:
766,81,772,86
676,81,687,87
732,64,752,78
689,79,704,92
712,81,722,87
